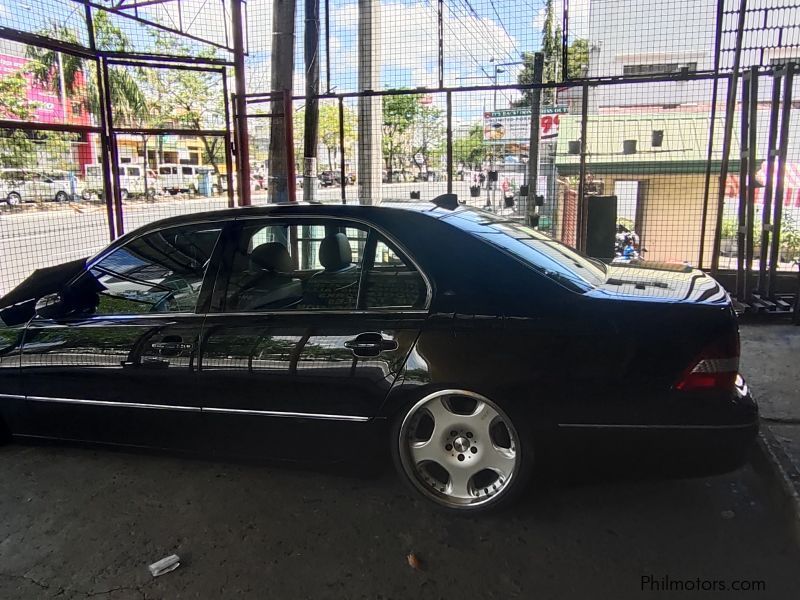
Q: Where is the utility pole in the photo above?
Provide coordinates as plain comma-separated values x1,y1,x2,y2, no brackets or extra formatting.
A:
303,0,320,202
357,0,382,205
269,0,296,203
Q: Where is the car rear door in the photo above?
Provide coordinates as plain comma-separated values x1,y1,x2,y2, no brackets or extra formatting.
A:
197,216,430,460
14,220,225,450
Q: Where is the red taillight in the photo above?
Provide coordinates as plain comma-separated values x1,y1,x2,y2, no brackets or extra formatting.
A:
674,332,740,392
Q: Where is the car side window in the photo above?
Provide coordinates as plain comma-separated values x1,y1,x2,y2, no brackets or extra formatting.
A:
84,224,222,315
364,239,427,309
219,220,368,312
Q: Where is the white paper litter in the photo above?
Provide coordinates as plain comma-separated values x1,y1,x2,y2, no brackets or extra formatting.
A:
148,554,180,577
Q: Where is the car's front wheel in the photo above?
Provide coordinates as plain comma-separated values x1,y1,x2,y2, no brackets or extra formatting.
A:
6,192,21,206
392,389,532,514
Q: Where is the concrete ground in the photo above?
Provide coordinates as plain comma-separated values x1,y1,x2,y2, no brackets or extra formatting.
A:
740,322,800,541
0,442,799,599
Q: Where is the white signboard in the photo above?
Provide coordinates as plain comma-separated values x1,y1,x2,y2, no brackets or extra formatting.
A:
483,106,567,144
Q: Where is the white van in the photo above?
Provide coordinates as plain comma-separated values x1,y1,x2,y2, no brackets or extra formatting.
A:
82,164,156,200
157,164,200,194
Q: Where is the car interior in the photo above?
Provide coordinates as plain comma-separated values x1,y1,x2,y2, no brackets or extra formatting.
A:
224,222,427,312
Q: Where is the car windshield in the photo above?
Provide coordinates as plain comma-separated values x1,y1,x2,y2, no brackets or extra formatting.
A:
451,209,607,292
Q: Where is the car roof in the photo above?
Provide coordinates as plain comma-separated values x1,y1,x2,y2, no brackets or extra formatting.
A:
128,201,461,232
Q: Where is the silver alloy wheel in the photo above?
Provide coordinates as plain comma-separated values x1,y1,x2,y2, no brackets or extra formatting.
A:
6,192,21,206
55,191,68,202
398,390,520,509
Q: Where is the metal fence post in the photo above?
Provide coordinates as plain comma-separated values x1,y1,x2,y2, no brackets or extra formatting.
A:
284,90,297,203
232,0,251,207
576,83,589,252
768,63,794,298
446,91,453,196
527,53,544,228
757,67,783,294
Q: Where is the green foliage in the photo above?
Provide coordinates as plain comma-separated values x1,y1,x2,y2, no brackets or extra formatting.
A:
410,104,445,175
453,124,486,169
297,101,357,170
780,215,800,262
382,94,421,180
0,70,38,120
514,1,589,107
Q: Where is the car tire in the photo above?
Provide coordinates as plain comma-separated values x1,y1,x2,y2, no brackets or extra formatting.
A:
119,189,129,201
391,389,533,515
212,184,221,195
146,187,156,199
6,192,21,206
81,190,92,202
55,191,69,203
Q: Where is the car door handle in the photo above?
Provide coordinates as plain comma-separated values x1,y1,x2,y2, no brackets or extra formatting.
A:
344,333,398,357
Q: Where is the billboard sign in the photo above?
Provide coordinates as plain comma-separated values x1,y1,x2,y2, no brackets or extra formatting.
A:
483,106,567,144
0,53,89,125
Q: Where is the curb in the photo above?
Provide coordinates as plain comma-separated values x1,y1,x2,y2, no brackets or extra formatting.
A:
750,422,800,546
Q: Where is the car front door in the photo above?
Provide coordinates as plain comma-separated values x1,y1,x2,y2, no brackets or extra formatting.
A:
15,221,225,450
197,216,430,460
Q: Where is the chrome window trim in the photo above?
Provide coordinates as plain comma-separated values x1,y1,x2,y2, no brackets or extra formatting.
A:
233,213,434,310
6,394,369,422
26,395,200,412
202,407,369,422
201,309,429,318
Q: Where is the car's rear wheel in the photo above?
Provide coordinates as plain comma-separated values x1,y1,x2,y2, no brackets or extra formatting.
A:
6,192,21,206
392,389,532,514
55,191,69,203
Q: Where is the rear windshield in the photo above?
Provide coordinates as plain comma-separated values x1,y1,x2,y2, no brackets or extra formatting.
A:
449,210,607,292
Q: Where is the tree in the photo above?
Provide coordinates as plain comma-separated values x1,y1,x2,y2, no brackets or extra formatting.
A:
0,70,40,168
410,104,444,177
453,124,486,170
143,32,227,176
382,94,420,182
27,13,146,125
514,0,588,107
318,101,355,170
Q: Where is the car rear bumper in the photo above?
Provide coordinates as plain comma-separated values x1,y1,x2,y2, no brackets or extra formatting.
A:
548,378,759,476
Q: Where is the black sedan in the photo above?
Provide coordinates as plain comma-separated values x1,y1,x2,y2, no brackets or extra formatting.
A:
0,201,757,513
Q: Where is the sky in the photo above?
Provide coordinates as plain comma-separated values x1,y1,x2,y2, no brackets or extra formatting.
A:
0,0,590,124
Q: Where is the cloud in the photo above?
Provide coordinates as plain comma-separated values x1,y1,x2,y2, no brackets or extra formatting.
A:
530,1,590,39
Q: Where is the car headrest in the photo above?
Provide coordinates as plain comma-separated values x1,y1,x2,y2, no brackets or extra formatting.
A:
319,233,352,271
250,242,293,273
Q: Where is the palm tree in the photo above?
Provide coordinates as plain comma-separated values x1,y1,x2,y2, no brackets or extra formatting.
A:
26,12,147,126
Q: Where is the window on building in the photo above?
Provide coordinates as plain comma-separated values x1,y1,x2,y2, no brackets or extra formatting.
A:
622,62,697,76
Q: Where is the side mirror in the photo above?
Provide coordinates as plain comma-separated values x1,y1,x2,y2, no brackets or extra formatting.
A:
35,292,68,319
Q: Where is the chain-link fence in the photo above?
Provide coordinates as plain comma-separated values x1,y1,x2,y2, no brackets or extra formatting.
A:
2,0,800,310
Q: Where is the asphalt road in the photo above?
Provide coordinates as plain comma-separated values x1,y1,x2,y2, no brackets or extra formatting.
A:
0,182,490,296
0,443,797,599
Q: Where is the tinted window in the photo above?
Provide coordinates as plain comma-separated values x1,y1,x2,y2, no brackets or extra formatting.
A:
159,166,174,175
182,167,194,175
127,167,141,177
219,220,368,312
458,214,606,292
365,239,427,309
84,224,222,315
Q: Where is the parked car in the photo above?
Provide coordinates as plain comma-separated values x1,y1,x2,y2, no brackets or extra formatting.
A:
214,172,265,195
318,170,336,187
0,201,757,514
82,164,157,200
0,169,27,205
6,170,73,203
157,164,201,194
